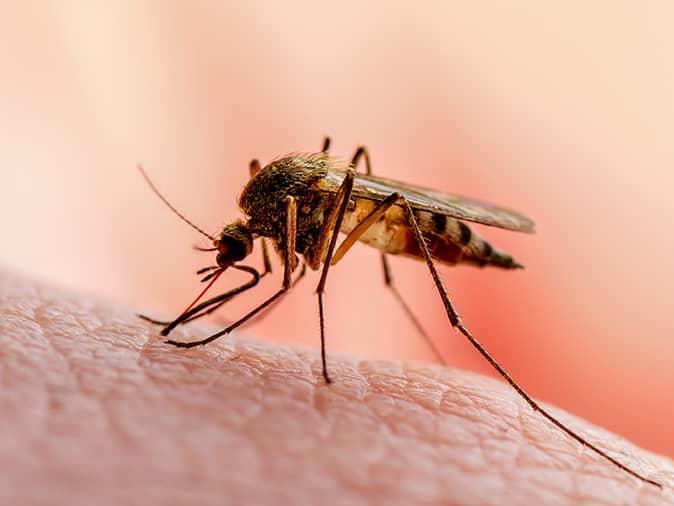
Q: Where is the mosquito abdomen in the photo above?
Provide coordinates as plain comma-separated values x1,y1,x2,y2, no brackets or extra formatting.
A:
340,199,522,269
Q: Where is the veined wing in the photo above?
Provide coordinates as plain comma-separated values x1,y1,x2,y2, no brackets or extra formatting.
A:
321,168,535,233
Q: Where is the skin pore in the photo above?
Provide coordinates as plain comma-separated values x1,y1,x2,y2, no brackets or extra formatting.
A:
1,270,672,506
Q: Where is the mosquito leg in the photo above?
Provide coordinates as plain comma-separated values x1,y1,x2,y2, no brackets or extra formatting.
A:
137,314,172,326
325,190,446,363
175,260,279,327
172,271,261,325
293,261,307,286
350,146,372,175
379,256,445,362
214,262,309,328
247,261,308,322
313,170,356,383
260,238,273,275
249,158,261,178
163,265,260,332
163,257,295,330
348,146,446,361
398,195,661,489
155,294,234,328
139,275,258,328
165,196,299,348
172,299,230,325
330,192,396,263
140,265,261,331
196,265,219,276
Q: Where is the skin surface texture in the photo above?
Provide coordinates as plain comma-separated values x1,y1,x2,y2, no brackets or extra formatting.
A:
1,270,672,506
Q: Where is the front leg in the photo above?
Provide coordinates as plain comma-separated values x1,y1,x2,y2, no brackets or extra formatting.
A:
139,264,261,329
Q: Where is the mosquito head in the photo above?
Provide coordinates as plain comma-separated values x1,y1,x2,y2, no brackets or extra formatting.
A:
214,222,254,269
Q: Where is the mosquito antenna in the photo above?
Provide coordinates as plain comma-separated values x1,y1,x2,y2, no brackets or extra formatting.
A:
137,164,215,241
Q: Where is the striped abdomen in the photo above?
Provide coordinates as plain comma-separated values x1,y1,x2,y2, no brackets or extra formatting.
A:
340,197,522,269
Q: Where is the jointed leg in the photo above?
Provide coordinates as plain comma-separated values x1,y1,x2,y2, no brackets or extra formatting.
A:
214,262,308,329
331,191,399,264
166,196,300,348
348,145,444,362
138,265,261,329
398,195,660,488
351,146,372,175
379,256,445,362
249,158,261,178
327,189,445,363
315,140,659,485
313,170,356,383
166,268,266,327
260,239,273,275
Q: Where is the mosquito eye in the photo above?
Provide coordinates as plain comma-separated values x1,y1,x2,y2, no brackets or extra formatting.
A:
219,237,246,262
216,252,229,267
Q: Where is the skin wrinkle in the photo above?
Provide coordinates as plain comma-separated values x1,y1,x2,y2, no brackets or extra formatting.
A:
1,272,673,506
4,308,64,440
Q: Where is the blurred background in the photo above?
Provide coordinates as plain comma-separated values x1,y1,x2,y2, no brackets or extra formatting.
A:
2,2,673,458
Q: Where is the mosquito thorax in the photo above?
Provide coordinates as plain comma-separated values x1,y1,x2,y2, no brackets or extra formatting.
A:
239,155,329,219
238,154,334,255
214,222,253,268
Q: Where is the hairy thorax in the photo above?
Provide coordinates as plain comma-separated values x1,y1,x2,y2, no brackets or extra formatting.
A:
238,154,337,266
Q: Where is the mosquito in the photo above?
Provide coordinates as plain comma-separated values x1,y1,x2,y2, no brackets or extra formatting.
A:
138,137,661,489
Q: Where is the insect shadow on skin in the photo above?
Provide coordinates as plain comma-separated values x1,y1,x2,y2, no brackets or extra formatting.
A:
137,137,662,489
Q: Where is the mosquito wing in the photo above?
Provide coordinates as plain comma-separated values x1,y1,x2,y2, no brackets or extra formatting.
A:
321,168,535,233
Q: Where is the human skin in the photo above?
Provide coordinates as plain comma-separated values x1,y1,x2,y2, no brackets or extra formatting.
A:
1,270,672,506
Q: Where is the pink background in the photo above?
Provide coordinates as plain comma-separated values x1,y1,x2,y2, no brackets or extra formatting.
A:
2,3,673,458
